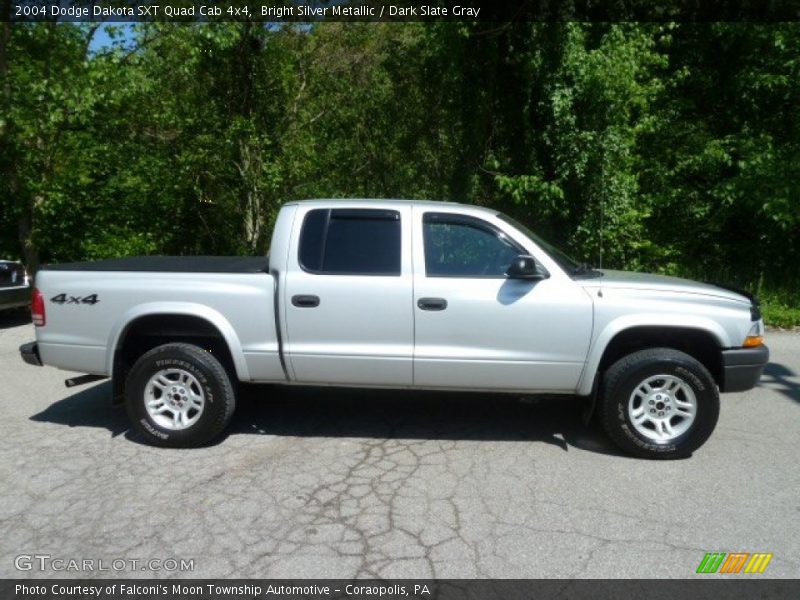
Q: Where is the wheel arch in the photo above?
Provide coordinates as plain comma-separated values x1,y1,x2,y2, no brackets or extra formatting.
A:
108,304,248,403
578,316,727,396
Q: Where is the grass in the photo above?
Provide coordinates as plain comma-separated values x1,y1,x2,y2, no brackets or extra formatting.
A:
758,286,800,328
761,298,800,329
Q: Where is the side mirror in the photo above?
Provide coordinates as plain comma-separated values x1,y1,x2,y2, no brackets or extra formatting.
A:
505,255,548,280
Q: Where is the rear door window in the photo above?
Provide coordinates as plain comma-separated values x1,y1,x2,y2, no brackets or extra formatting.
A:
299,208,401,276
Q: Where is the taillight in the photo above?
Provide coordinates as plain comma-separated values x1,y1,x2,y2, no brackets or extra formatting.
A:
32,288,45,327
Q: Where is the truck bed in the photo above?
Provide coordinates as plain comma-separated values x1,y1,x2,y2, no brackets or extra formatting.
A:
41,256,269,273
32,262,282,382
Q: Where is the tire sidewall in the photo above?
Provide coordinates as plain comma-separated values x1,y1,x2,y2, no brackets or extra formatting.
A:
126,347,226,446
610,356,719,457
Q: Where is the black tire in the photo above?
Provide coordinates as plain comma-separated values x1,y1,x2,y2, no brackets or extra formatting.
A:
600,348,719,459
125,343,236,447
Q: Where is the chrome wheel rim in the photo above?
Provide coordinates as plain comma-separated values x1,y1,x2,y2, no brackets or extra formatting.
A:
627,374,697,443
144,369,205,430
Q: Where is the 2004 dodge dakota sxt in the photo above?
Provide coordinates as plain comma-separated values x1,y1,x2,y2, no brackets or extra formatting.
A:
19,199,769,458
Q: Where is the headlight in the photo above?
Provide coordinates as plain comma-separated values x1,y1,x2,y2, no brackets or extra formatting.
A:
743,321,764,347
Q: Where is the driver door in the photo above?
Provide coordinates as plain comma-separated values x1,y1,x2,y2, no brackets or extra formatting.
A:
412,209,593,392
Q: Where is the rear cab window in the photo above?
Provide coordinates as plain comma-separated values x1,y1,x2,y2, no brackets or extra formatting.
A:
299,208,402,276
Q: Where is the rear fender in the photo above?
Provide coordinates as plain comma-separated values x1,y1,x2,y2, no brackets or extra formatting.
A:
106,302,249,382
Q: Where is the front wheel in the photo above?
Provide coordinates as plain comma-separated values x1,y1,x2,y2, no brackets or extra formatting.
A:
125,343,236,447
600,348,719,459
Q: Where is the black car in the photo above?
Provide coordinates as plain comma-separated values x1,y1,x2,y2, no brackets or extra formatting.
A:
0,260,30,311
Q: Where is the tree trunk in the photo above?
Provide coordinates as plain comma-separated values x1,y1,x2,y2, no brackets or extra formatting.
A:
235,24,266,254
18,212,39,274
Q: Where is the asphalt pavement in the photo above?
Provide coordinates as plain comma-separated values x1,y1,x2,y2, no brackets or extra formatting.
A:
1,311,798,579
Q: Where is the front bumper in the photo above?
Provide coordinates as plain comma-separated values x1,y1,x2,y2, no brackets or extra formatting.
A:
20,341,42,367
720,344,769,393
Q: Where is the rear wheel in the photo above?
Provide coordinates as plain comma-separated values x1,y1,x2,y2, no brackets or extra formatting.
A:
600,348,719,459
125,343,236,447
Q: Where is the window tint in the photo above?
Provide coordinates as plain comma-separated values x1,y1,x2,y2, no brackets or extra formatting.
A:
298,209,327,271
299,208,401,276
423,214,520,277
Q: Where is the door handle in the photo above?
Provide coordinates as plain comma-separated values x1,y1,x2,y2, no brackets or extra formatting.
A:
292,294,320,308
417,297,448,311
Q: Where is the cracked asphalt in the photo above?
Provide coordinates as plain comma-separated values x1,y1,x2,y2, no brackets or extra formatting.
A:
1,312,798,579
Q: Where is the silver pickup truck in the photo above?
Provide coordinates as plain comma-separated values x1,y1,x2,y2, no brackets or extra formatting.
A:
20,199,768,458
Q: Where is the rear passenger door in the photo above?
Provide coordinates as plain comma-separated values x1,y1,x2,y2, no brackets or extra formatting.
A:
284,205,414,385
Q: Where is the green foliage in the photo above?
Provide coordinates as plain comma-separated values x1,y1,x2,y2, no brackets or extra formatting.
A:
1,21,798,325
761,291,800,329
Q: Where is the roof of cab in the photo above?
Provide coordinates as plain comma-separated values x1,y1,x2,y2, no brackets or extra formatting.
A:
283,198,498,214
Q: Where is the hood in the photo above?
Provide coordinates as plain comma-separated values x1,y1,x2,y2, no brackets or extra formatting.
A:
581,269,752,305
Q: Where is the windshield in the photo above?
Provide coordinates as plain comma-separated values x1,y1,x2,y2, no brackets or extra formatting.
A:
495,212,582,274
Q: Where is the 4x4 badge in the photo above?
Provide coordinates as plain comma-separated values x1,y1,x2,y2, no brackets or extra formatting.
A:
50,293,99,305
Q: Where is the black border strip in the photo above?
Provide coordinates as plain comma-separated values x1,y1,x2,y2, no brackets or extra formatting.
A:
2,579,799,600
5,1,800,23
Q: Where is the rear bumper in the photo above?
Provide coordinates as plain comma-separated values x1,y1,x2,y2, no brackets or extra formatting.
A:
20,341,43,367
0,284,30,310
720,344,769,393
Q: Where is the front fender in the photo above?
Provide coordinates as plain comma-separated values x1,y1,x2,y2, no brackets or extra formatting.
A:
576,313,729,396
